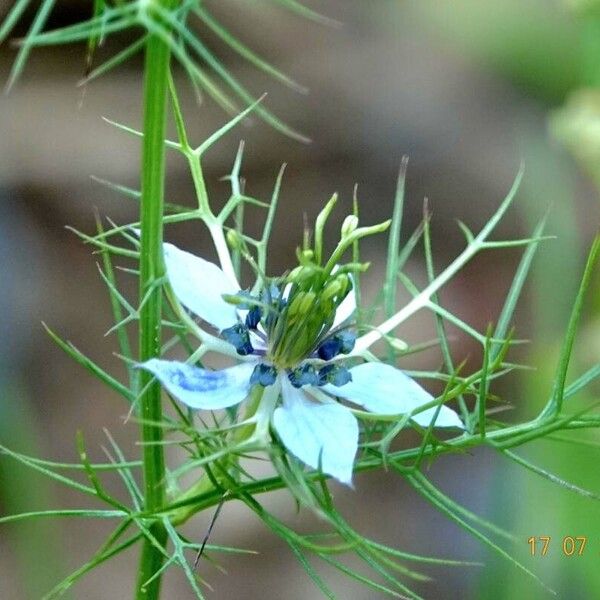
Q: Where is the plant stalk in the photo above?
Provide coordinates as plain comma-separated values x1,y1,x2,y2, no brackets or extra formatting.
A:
135,7,176,598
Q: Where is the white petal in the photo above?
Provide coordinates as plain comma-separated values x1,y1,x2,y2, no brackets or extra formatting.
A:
282,282,292,300
164,242,240,330
331,287,356,330
140,359,254,410
329,270,356,331
273,378,358,485
323,362,463,428
249,331,267,352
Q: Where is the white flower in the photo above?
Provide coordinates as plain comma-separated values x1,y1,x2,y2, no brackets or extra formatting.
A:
140,242,463,485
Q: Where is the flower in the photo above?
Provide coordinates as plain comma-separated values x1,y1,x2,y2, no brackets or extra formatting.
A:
140,242,463,485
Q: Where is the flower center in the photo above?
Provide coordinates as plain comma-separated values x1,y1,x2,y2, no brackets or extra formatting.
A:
222,273,357,389
265,274,354,368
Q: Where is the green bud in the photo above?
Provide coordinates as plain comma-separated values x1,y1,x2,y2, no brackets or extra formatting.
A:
298,291,316,314
287,328,314,365
321,274,349,303
388,337,408,352
321,281,342,304
288,266,303,280
336,273,350,297
341,215,359,237
298,248,315,265
314,193,339,265
287,265,318,285
226,229,243,250
222,293,245,305
334,262,371,274
286,291,306,319
287,291,316,321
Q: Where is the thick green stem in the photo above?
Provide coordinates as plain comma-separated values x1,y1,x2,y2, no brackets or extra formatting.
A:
135,10,175,599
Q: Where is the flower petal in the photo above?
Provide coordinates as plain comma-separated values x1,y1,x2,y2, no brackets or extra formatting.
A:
323,362,463,428
140,359,254,410
249,331,267,352
331,287,356,330
273,378,359,485
164,242,239,330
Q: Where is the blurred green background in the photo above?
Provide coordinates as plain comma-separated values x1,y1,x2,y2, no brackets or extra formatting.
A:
0,0,599,598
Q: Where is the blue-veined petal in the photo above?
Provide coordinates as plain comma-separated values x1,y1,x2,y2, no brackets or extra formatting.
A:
273,378,358,485
323,362,463,428
140,359,254,410
164,243,239,330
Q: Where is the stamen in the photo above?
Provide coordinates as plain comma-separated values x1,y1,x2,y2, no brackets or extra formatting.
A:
221,323,254,356
317,337,341,361
337,329,356,354
288,364,320,388
318,364,352,387
250,363,277,387
246,306,262,329
317,329,356,360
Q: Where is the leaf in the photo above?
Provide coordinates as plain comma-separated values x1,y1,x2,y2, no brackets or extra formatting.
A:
195,7,308,93
155,5,310,143
288,542,337,600
43,323,133,402
501,449,600,501
6,0,56,91
0,0,32,45
405,471,555,595
0,509,126,524
42,531,142,599
81,35,147,85
384,156,408,318
493,217,547,346
0,443,97,498
541,235,600,416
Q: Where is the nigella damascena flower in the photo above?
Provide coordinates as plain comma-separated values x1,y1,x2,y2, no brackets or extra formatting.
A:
140,242,463,485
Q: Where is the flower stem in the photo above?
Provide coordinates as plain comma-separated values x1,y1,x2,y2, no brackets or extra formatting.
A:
169,385,273,526
135,8,176,598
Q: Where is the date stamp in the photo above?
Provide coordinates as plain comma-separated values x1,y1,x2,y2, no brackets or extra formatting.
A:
528,536,588,556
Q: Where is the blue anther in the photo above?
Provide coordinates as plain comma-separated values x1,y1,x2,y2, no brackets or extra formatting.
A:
261,282,282,303
250,363,277,387
317,329,356,360
317,337,342,361
288,364,320,388
318,364,352,387
245,306,262,329
222,323,254,356
337,329,356,354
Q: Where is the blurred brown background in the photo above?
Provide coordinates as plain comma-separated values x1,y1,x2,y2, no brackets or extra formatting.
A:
1,1,599,599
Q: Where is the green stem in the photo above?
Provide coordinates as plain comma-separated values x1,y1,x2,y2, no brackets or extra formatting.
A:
135,7,176,598
170,385,269,526
160,408,600,518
